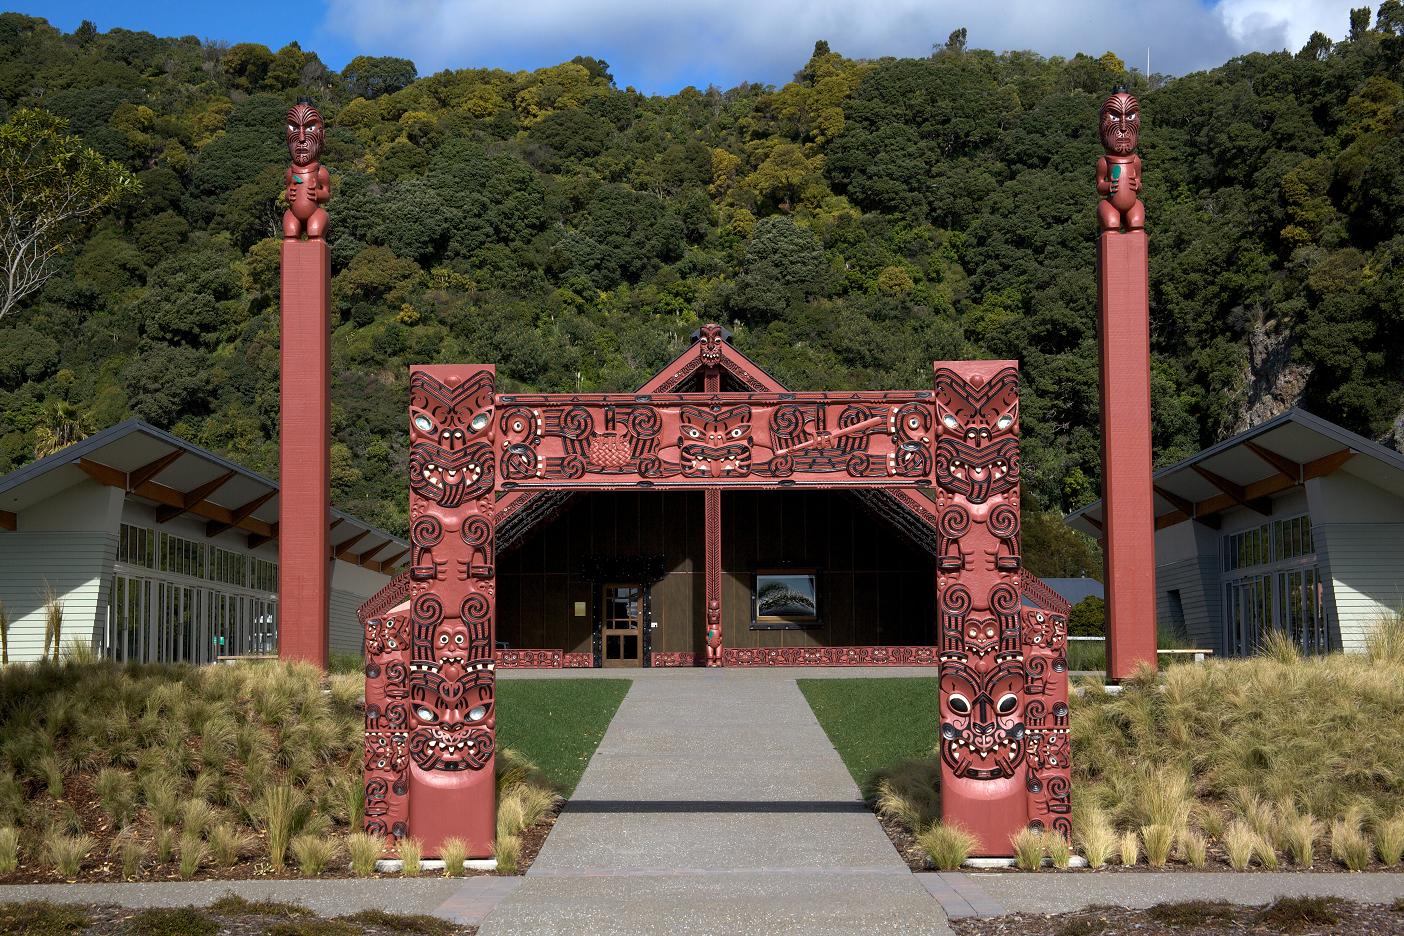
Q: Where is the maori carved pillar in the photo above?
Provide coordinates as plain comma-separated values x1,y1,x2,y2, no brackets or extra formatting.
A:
934,362,1025,856
1021,606,1071,838
702,325,723,667
400,365,497,857
278,101,331,667
1096,88,1157,679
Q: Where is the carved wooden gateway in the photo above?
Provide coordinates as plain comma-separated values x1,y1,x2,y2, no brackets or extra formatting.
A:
358,346,1071,859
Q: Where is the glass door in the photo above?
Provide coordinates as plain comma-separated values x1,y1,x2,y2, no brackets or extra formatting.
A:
600,584,643,667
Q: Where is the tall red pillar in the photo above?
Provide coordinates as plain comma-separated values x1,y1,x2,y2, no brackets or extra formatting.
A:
1095,88,1157,679
278,238,331,667
703,354,723,666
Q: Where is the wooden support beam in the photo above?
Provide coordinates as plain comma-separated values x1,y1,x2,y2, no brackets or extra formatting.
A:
156,470,236,524
77,458,127,487
127,449,185,490
1245,441,1302,485
1190,464,1271,516
79,457,275,539
1304,448,1353,479
0,510,15,532
1153,485,1195,517
380,549,409,571
206,489,276,539
248,524,279,550
333,529,371,559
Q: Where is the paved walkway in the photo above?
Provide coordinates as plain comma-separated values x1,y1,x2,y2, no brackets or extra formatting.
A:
477,667,952,936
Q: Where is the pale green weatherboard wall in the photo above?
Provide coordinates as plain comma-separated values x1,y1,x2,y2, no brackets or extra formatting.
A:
0,531,118,662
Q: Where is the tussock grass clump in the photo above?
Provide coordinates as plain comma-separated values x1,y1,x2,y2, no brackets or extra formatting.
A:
177,832,206,880
1276,806,1322,867
1077,818,1117,869
208,894,312,918
94,768,135,825
1222,821,1257,870
1179,830,1207,868
347,832,383,877
1330,816,1373,871
916,822,978,870
1375,809,1404,867
43,832,93,877
1253,832,1279,870
398,836,422,876
291,834,338,876
1146,900,1237,927
872,758,941,833
260,784,303,873
1117,830,1139,867
1141,824,1173,868
112,826,144,879
1257,895,1342,928
209,823,253,868
0,827,17,873
179,798,220,837
493,834,521,875
0,901,90,934
125,906,218,936
1011,827,1044,870
1046,830,1072,869
337,909,458,935
439,836,468,877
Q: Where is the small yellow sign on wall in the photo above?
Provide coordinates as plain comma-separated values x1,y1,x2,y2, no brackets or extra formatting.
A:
574,601,587,617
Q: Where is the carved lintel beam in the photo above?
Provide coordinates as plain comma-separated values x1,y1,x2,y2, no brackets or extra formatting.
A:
0,510,14,532
333,530,371,559
248,523,279,550
206,489,276,539
1245,441,1302,485
127,449,185,490
155,470,236,524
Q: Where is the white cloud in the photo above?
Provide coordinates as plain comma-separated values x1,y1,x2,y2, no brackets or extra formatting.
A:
321,0,1364,93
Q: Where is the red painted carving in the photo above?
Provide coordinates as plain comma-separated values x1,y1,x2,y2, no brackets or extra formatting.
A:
283,102,329,240
650,651,700,667
722,646,941,666
495,392,933,490
933,361,1026,856
363,366,498,859
704,490,723,666
1021,606,1071,838
1097,89,1142,233
496,649,564,668
562,652,595,668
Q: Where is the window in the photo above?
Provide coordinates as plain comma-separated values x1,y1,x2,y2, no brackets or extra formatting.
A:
753,570,819,628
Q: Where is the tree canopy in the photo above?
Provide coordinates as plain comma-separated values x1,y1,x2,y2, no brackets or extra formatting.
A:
1,8,1403,567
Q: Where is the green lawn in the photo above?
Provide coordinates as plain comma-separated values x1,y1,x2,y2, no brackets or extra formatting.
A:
797,677,939,792
496,679,631,794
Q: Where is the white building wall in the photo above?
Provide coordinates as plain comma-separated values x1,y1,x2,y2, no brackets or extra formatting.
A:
1153,517,1223,652
0,479,122,663
331,561,394,655
1306,472,1404,653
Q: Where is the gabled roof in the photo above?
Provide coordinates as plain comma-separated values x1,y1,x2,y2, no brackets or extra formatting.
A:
1065,408,1403,537
0,419,406,574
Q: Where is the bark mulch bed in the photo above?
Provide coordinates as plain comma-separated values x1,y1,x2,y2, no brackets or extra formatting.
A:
0,898,477,935
950,897,1404,936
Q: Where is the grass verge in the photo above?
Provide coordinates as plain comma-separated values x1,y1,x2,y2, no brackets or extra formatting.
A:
497,679,630,794
796,677,938,791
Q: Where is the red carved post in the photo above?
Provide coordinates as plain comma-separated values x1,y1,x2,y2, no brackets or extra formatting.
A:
1096,88,1157,679
702,325,723,667
1021,606,1071,838
278,101,331,667
402,366,498,857
934,362,1025,856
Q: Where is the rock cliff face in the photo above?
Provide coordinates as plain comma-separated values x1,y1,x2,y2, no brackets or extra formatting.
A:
1231,318,1312,435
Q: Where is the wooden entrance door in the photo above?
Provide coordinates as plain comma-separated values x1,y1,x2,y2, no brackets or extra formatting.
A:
601,583,644,667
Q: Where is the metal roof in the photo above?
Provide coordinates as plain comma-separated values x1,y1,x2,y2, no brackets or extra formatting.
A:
0,419,406,573
1065,408,1404,537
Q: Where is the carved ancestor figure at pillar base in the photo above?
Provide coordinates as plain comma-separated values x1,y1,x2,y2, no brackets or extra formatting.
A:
284,102,330,240
1096,89,1143,233
705,600,722,665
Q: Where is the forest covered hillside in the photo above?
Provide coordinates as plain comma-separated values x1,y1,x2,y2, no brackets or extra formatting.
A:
1,9,1403,572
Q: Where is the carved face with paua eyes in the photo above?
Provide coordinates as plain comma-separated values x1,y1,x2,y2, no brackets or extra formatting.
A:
1100,91,1140,156
939,659,1025,781
407,663,495,771
286,103,324,167
679,405,752,476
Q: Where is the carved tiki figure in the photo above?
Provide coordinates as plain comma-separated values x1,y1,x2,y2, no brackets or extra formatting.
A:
1096,89,1143,232
283,102,330,239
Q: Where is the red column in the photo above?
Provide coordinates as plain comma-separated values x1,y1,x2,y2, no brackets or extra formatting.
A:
278,239,330,667
1098,230,1158,678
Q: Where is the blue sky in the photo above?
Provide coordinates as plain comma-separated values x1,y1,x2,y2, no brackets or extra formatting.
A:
11,0,1368,94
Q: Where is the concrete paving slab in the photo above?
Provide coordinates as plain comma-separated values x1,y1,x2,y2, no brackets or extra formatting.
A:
477,668,953,935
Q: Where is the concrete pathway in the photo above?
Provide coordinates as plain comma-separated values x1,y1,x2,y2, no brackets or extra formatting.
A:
475,668,953,936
